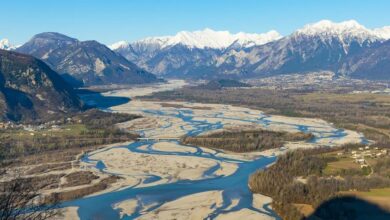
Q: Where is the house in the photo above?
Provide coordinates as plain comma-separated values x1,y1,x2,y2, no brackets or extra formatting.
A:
37,125,46,130
355,158,365,164
363,151,372,157
361,164,369,168
24,125,36,132
359,147,364,151
51,125,61,131
365,146,370,150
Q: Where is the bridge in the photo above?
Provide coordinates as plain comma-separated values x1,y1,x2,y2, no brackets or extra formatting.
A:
137,137,181,141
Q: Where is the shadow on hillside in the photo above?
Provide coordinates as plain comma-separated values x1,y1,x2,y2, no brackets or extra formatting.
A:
307,196,390,220
76,89,131,109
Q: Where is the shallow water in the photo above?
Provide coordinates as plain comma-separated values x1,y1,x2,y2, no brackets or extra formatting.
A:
68,87,366,219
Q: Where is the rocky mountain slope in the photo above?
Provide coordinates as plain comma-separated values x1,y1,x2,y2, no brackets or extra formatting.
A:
238,20,390,80
111,29,282,78
339,40,390,80
217,20,387,78
0,49,82,122
113,20,390,80
110,28,282,51
16,32,160,86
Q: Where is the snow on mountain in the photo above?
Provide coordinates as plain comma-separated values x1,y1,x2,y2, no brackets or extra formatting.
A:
232,30,282,48
110,20,390,80
111,21,390,52
373,26,390,40
109,40,129,50
164,28,235,49
293,20,382,43
112,28,282,50
0,39,13,50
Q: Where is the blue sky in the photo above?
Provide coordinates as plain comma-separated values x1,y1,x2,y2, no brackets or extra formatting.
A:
2,0,390,45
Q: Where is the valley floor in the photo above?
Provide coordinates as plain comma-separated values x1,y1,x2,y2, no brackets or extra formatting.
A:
56,80,365,219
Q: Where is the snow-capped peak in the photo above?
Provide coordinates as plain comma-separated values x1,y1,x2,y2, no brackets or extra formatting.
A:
110,21,390,52
293,20,380,43
294,20,378,41
233,30,282,47
128,28,282,50
109,40,129,50
297,20,365,34
0,38,13,50
373,26,390,40
165,28,235,49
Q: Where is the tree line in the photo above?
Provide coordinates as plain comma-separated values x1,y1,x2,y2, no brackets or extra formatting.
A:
0,110,139,160
181,129,313,152
248,146,390,220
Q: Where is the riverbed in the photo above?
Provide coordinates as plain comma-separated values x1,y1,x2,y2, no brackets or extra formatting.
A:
60,80,365,220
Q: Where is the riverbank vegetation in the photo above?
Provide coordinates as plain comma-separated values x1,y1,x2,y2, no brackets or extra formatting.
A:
45,175,121,203
0,109,140,216
0,109,139,160
0,172,60,220
144,87,390,146
145,86,390,218
248,144,390,219
181,129,313,152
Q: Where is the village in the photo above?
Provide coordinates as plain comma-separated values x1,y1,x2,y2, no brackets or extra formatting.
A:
350,146,388,167
0,117,82,133
329,145,390,172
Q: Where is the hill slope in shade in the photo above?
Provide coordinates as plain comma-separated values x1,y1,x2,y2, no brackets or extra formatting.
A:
0,49,83,122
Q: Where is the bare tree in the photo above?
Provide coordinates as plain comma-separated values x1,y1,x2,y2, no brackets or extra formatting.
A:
0,170,60,220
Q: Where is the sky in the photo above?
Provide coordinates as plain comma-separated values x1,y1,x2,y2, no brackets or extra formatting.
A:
2,0,390,45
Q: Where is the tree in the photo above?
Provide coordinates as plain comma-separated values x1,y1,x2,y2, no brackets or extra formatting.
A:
0,170,60,220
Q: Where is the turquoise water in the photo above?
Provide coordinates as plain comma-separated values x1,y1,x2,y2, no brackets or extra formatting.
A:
66,93,364,219
64,141,278,219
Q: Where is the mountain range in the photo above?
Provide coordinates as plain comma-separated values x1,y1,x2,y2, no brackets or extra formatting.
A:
2,19,390,122
15,33,161,86
111,29,282,78
111,20,390,80
4,19,390,85
0,49,82,122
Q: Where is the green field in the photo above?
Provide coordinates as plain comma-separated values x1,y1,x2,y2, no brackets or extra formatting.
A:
360,188,390,197
323,157,362,175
